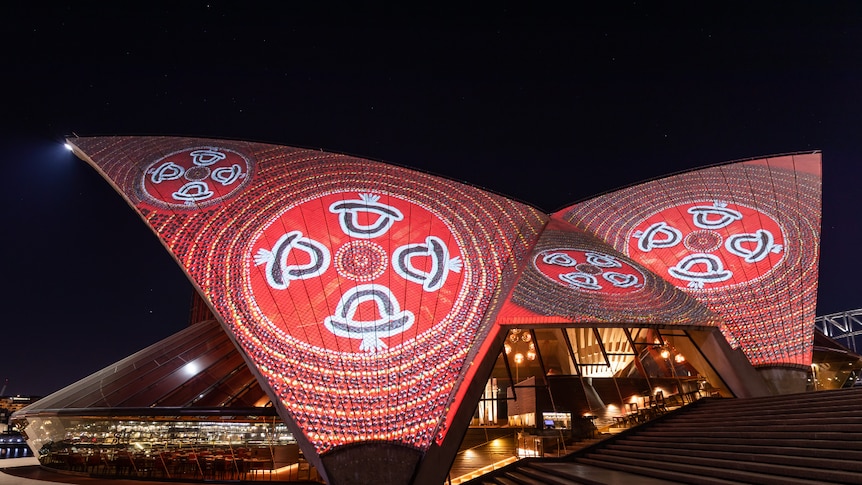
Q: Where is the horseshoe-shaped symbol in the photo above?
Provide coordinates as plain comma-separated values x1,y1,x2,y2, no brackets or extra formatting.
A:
172,181,214,203
324,284,415,352
393,236,462,292
211,164,244,185
688,203,743,230
150,161,185,183
668,253,733,289
253,231,331,289
559,272,602,290
603,272,640,288
632,222,682,252
541,252,578,267
329,193,404,238
725,229,782,263
189,148,227,166
585,252,622,268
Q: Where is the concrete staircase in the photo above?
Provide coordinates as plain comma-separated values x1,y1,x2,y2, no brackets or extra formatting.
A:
466,387,862,484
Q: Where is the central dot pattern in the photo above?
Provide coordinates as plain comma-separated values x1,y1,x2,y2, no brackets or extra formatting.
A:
334,240,388,282
684,230,723,252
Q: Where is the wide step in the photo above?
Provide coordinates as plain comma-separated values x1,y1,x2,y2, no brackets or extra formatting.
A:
462,388,862,484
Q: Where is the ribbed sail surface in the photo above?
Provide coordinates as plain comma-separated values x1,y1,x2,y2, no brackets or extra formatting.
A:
66,136,546,459
496,218,723,327
18,319,268,411
65,138,822,483
555,154,822,367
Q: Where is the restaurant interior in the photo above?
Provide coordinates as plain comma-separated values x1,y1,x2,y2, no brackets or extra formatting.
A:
13,320,861,483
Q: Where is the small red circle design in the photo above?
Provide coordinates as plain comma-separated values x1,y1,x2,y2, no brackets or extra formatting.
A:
141,147,251,208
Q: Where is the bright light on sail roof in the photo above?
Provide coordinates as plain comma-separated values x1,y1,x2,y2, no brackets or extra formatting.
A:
65,135,547,454
182,361,200,376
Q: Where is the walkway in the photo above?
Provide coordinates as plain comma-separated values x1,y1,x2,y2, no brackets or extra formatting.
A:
0,457,315,485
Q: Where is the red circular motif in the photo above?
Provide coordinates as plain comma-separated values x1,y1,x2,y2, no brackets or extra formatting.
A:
684,230,723,252
575,263,602,275
627,201,786,290
141,147,251,209
534,248,645,295
247,192,465,354
335,240,388,282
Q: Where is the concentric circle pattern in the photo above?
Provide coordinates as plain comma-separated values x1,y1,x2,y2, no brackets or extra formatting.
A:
510,228,720,325
534,248,646,295
247,192,464,353
628,201,786,290
334,240,389,282
557,159,822,367
76,136,546,455
139,146,252,209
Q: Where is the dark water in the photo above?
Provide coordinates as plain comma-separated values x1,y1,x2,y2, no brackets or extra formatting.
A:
0,446,33,459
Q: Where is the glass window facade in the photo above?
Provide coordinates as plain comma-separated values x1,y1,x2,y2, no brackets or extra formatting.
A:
16,411,317,481
494,326,729,434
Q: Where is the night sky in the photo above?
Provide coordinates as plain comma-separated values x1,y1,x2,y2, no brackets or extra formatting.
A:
3,3,862,397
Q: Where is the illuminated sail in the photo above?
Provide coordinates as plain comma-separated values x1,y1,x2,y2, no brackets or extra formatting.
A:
67,137,822,482
67,136,546,480
497,218,723,327
555,154,822,367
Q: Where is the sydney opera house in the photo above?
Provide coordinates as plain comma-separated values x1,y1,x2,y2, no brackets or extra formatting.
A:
12,137,853,484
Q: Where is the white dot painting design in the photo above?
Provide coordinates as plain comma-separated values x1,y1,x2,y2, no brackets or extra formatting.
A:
628,201,785,290
248,192,465,354
142,147,251,208
534,248,645,294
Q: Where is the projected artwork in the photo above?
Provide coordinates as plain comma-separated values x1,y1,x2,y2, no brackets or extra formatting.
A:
628,201,785,290
247,191,465,353
557,155,822,367
140,146,252,208
498,220,722,327
67,136,544,456
68,136,821,479
534,248,645,294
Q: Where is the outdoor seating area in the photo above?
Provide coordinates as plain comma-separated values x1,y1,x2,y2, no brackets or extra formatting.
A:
41,444,319,482
610,390,677,430
16,408,326,482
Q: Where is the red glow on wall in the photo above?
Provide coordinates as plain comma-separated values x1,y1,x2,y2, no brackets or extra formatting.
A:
627,201,786,290
68,136,545,455
247,191,465,353
140,146,252,209
555,155,822,367
68,137,822,461
533,248,646,295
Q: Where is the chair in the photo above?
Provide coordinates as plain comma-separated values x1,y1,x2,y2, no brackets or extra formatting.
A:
200,457,215,479
187,453,203,478
100,453,114,475
665,393,685,408
642,394,653,409
231,457,248,480
157,452,175,478
624,402,640,426
133,454,156,477
86,453,103,474
249,457,274,479
174,455,193,478
114,453,133,476
653,390,668,414
212,457,228,480
66,453,86,472
702,383,722,397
